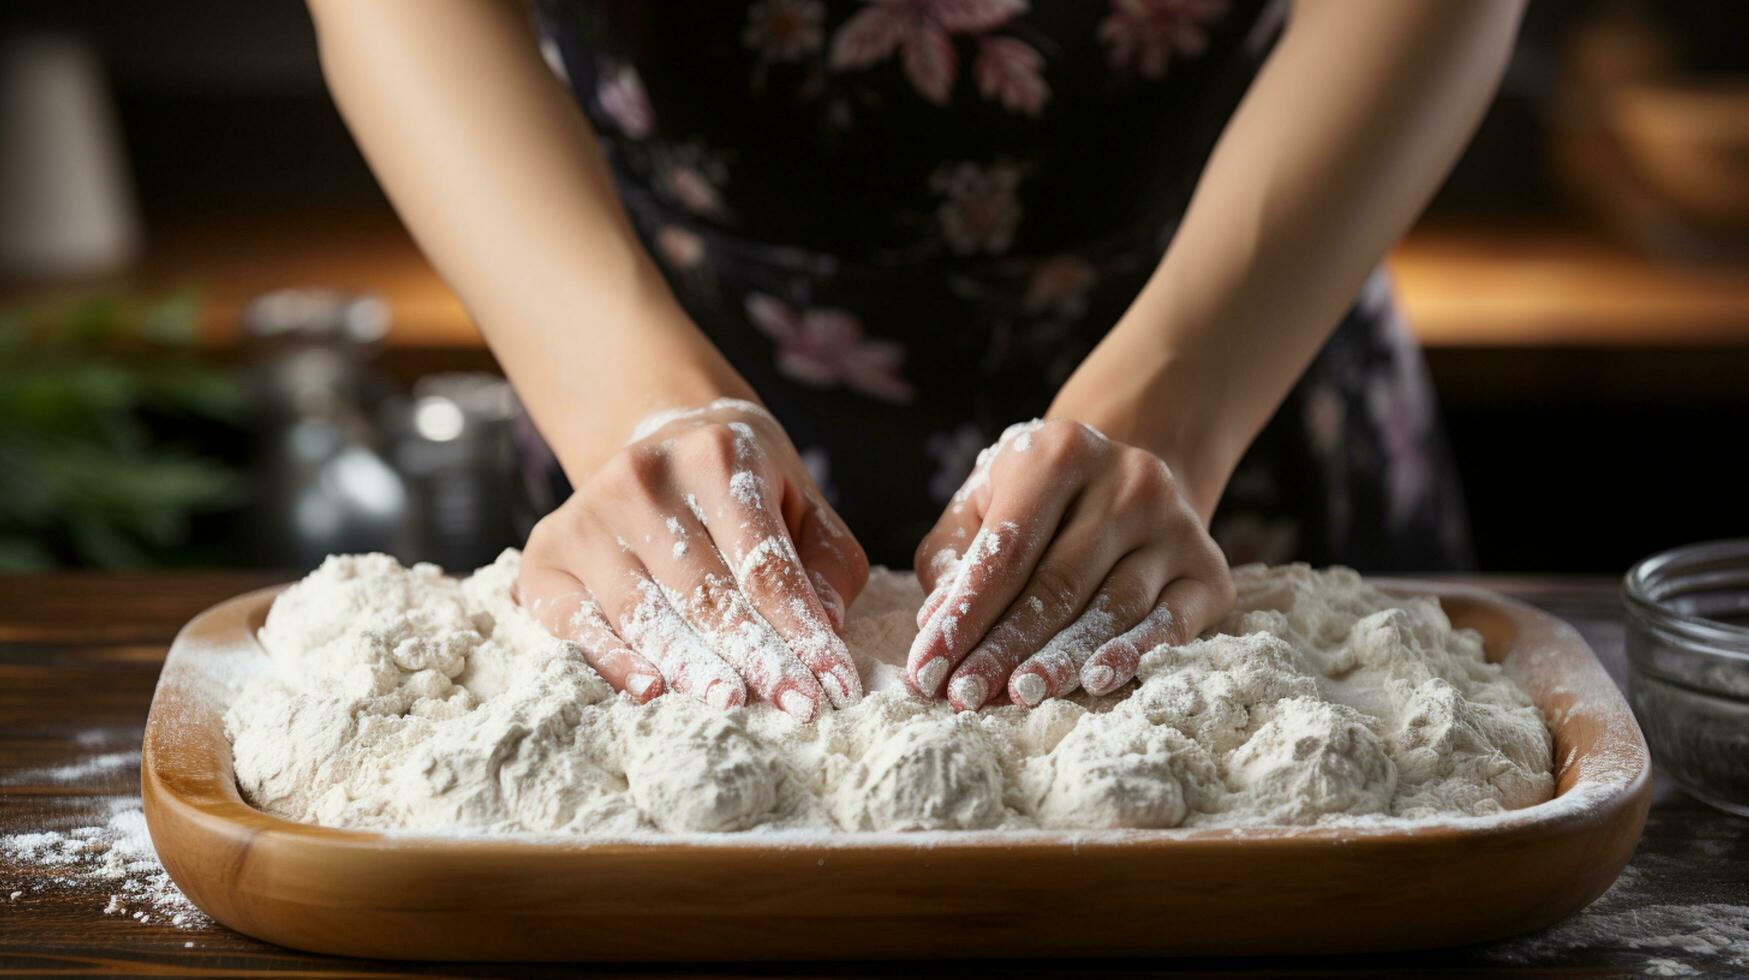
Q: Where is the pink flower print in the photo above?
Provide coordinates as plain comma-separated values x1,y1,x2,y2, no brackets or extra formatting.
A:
744,0,827,63
1098,0,1226,79
655,143,731,220
830,0,1027,106
1303,383,1346,457
930,160,1025,256
663,167,720,217
972,36,1049,115
1023,254,1096,318
597,64,654,138
654,225,705,270
925,424,989,503
745,294,915,403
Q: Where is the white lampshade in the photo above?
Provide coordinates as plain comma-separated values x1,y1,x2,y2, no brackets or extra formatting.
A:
0,34,142,281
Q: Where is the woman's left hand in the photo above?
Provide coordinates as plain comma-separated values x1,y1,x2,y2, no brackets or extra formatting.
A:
908,418,1235,710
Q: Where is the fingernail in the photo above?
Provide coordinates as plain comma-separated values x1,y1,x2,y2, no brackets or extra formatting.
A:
779,689,817,722
822,671,848,706
626,672,661,700
1011,672,1046,707
1082,664,1116,695
915,657,949,697
705,680,739,710
948,674,986,711
822,665,863,708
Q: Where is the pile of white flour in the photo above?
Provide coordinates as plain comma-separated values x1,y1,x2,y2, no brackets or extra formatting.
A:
225,552,1555,835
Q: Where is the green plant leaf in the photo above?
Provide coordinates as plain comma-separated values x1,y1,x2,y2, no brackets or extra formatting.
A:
64,295,123,344
139,290,202,345
67,513,150,569
0,535,55,572
137,361,248,422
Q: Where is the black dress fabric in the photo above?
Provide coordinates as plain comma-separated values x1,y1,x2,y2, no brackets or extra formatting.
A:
519,0,1474,572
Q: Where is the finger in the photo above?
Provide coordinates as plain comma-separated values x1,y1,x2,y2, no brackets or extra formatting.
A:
571,529,746,710
795,501,867,635
1006,549,1168,707
941,509,1126,711
639,503,827,722
518,563,665,702
905,439,1087,698
1081,575,1224,695
914,496,983,625
701,470,863,710
915,545,966,630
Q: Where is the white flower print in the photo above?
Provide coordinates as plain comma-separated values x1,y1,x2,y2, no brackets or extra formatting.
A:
972,36,1050,115
829,0,1035,110
1098,0,1226,79
930,160,1025,256
925,424,989,503
596,63,654,138
745,293,915,403
744,0,827,63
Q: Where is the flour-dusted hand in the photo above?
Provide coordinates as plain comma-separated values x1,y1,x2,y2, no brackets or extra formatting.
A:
909,418,1235,710
517,399,868,721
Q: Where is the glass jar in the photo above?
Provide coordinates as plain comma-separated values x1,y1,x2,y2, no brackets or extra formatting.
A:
1623,539,1749,816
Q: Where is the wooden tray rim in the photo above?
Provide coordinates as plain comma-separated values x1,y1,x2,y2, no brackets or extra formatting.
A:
143,576,1652,856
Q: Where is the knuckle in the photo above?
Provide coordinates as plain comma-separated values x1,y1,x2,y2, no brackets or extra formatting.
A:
1103,579,1156,625
741,547,802,600
682,424,743,475
681,570,740,629
600,446,668,501
1032,419,1087,462
1110,459,1169,512
1025,563,1081,622
524,512,562,554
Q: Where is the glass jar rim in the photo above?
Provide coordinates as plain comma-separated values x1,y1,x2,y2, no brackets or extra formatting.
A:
1623,539,1749,655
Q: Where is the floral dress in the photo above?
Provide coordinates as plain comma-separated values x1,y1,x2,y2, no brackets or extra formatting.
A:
521,0,1474,572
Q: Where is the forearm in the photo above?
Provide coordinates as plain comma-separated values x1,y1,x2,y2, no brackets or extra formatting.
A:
308,0,751,483
1051,0,1523,520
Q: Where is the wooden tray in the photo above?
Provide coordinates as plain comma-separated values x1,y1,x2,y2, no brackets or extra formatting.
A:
141,580,1652,961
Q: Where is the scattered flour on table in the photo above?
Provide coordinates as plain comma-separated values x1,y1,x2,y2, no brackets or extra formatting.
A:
1484,864,1749,974
0,796,210,929
225,552,1555,835
0,750,139,786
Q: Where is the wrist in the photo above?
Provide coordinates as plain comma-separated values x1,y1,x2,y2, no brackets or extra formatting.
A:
1049,358,1245,524
540,296,759,483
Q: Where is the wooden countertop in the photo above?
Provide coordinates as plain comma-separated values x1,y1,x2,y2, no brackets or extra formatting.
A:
82,210,1749,351
2,572,1746,975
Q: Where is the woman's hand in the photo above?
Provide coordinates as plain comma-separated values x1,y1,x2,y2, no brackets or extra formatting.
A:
516,400,868,722
908,419,1234,710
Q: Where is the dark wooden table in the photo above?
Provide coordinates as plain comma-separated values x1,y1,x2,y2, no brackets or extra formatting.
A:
3,573,1746,977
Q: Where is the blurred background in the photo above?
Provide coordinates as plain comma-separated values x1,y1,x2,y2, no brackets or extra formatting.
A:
0,1,1744,577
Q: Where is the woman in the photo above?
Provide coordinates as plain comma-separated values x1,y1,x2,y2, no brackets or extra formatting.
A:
308,0,1520,720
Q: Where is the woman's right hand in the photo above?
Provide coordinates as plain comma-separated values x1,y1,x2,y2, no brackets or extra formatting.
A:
516,400,868,722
